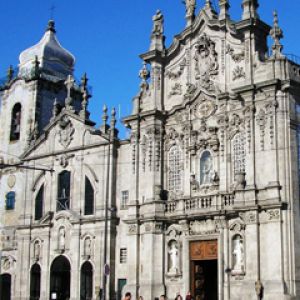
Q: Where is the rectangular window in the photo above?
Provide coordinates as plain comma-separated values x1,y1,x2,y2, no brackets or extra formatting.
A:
120,248,127,264
121,191,129,209
57,171,71,211
6,192,16,210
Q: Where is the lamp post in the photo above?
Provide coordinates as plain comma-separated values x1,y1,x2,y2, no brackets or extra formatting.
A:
101,133,112,300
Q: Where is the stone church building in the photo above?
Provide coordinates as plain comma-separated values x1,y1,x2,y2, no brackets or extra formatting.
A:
1,0,300,299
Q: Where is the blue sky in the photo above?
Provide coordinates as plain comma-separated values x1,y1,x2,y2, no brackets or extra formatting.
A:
0,0,299,138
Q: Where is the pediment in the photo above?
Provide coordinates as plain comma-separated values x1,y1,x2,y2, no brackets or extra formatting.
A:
21,110,108,160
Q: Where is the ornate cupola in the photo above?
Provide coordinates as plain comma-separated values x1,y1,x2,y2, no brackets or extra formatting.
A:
19,20,75,79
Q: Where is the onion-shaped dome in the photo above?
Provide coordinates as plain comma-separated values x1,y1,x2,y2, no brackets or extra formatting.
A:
19,20,75,79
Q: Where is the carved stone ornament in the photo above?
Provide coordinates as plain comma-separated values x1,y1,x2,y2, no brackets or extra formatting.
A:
165,58,186,79
194,34,219,91
193,99,216,119
128,224,137,234
232,66,246,81
7,174,16,188
58,115,75,148
169,83,182,97
189,219,219,235
184,83,197,100
260,209,280,223
226,44,245,63
56,153,75,168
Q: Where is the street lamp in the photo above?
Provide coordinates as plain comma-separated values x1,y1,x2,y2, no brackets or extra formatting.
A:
101,133,111,300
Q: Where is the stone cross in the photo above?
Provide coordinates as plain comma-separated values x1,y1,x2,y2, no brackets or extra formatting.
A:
64,75,75,109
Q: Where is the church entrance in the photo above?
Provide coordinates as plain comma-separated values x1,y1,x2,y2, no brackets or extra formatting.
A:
50,256,71,300
190,240,218,300
0,273,11,300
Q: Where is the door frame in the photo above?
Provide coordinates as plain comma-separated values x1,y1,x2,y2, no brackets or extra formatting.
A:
182,235,223,299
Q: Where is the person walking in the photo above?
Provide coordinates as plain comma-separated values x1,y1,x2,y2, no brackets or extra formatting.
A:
185,291,193,300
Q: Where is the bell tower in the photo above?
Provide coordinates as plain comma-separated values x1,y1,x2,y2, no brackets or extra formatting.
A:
0,20,76,162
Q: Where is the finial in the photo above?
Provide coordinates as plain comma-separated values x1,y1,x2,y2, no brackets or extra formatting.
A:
6,65,14,83
51,98,60,120
182,0,196,27
270,11,284,59
46,20,56,33
204,0,217,17
31,56,40,79
80,89,90,119
102,104,108,124
139,62,150,82
219,0,230,21
205,0,212,8
81,72,88,91
110,107,116,127
242,0,259,20
150,10,165,51
139,62,150,91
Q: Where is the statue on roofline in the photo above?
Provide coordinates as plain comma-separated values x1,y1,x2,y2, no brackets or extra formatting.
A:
182,0,196,18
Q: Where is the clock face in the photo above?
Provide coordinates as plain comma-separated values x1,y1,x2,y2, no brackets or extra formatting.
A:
194,100,216,119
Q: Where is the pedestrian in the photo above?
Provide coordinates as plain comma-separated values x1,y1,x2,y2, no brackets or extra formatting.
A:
124,292,132,300
175,294,183,300
160,295,167,300
185,291,193,300
139,296,144,300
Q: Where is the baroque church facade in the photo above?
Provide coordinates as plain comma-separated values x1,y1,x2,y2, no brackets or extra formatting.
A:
1,0,300,299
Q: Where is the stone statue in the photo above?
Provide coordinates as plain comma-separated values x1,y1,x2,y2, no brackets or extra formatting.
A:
183,0,196,18
84,237,91,257
58,227,65,250
232,235,244,271
200,151,213,185
168,241,179,273
152,10,164,35
34,241,41,259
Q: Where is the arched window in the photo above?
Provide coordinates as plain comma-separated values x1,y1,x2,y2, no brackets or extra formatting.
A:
6,192,16,210
84,177,94,215
30,263,41,300
10,103,22,141
80,261,93,300
168,145,182,192
57,171,71,211
233,133,246,175
200,151,213,185
35,185,44,220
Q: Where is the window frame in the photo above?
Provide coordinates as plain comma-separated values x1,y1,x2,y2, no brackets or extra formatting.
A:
168,145,182,192
5,191,16,210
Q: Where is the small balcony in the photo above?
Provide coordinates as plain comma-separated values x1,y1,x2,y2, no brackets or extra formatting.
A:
164,193,236,217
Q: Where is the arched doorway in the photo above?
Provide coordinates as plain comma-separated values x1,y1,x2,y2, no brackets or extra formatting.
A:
30,263,41,300
50,256,71,300
0,273,11,300
80,261,93,300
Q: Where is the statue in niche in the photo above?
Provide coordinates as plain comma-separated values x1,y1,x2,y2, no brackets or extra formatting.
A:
34,241,41,260
84,237,92,257
152,10,164,35
200,151,214,185
168,240,179,274
58,227,65,250
232,235,244,272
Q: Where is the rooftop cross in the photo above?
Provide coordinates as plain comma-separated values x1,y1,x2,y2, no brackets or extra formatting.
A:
50,4,56,20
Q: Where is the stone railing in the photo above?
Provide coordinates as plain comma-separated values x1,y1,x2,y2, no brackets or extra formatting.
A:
165,193,235,215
